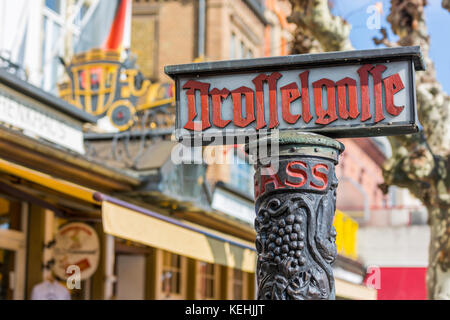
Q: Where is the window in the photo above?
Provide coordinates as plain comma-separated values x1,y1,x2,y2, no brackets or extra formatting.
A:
0,197,21,231
270,26,276,56
73,2,90,27
270,24,281,56
161,251,183,296
41,12,63,92
131,14,158,78
388,186,397,207
41,0,96,92
199,262,218,299
230,25,256,60
229,150,255,198
115,254,146,300
239,41,245,59
230,33,236,59
0,249,15,300
0,198,26,300
45,0,62,13
232,269,244,299
0,198,11,230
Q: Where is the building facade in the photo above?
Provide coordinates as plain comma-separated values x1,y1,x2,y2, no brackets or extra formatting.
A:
1,0,432,301
128,0,376,300
0,0,264,300
337,138,429,299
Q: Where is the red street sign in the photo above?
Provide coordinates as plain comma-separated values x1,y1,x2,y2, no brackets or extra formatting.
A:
165,46,424,144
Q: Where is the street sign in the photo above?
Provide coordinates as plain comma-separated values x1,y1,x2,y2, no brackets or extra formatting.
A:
165,46,424,144
53,222,100,281
166,47,425,301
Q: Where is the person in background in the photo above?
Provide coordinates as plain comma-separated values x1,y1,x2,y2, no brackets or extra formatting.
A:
31,272,71,300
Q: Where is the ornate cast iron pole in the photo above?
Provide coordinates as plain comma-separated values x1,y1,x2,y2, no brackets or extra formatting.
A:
248,132,344,300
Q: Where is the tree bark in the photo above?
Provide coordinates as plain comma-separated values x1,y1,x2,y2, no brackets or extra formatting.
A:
443,0,450,12
288,0,450,299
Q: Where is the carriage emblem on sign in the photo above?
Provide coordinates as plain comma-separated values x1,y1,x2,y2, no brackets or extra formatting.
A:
58,49,175,131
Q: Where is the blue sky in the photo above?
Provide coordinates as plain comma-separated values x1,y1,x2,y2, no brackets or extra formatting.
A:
330,0,450,94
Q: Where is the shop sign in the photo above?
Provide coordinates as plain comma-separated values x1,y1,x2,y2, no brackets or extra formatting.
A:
58,48,175,132
166,47,423,144
211,187,255,225
333,210,358,260
53,222,100,281
0,88,85,154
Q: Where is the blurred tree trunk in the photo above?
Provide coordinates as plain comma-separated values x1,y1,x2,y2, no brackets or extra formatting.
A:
288,0,450,299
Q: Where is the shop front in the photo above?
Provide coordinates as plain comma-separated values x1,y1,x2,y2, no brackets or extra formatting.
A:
0,196,27,300
0,69,137,300
0,65,259,300
97,194,257,300
0,61,374,300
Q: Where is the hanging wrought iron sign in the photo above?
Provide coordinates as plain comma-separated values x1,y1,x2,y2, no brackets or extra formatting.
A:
58,48,175,132
166,46,424,144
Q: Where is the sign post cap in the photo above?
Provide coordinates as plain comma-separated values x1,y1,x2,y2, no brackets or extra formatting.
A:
246,131,345,164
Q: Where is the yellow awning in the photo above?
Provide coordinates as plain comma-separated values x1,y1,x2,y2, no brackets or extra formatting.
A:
102,201,257,273
0,158,97,204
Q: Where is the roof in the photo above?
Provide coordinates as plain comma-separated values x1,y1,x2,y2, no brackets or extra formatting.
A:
165,46,425,76
0,69,97,123
0,123,141,191
243,0,268,25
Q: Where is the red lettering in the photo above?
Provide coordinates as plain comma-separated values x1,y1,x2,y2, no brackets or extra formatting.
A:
281,82,301,124
252,72,282,129
299,71,313,123
357,64,373,122
210,88,231,128
310,164,329,191
336,77,359,119
383,73,405,116
285,161,307,188
183,64,404,133
231,86,255,127
182,80,210,131
369,65,387,123
259,173,283,195
313,78,338,125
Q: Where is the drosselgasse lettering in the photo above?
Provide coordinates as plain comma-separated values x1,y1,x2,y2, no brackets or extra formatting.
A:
182,63,405,131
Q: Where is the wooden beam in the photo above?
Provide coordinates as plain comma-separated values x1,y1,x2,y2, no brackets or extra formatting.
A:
186,258,197,300
0,126,139,191
145,247,157,300
25,204,46,299
91,222,106,300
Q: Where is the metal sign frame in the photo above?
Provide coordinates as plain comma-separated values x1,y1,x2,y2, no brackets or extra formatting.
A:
165,46,424,144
